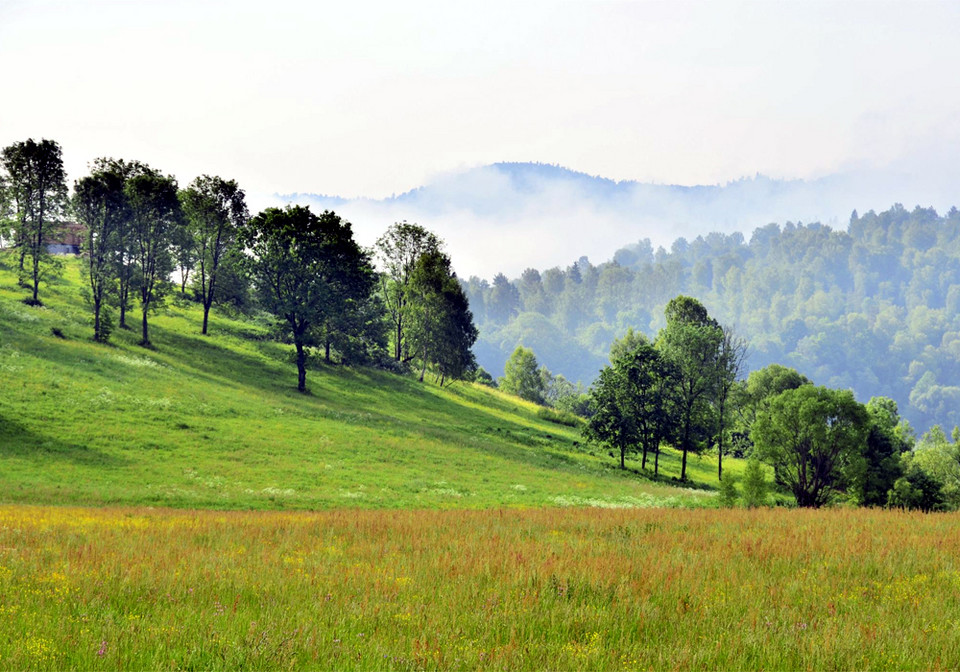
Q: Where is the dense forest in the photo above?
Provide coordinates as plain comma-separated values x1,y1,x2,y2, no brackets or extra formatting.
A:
464,204,960,431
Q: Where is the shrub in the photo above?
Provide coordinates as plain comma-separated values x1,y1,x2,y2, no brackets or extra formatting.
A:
741,458,768,508
536,407,581,427
718,475,739,507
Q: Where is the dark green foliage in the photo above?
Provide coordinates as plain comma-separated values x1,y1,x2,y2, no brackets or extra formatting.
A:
583,365,637,469
126,168,182,346
468,204,960,432
753,386,870,507
584,340,678,472
470,366,496,387
73,161,128,342
887,466,945,512
376,222,441,362
204,247,252,314
180,175,249,335
844,397,911,506
406,250,477,384
718,473,739,507
657,296,723,480
239,206,373,392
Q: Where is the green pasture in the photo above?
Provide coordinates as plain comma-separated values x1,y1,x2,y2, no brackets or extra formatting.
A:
0,256,734,511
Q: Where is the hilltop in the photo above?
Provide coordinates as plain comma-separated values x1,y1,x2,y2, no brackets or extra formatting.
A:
0,256,727,510
277,161,954,279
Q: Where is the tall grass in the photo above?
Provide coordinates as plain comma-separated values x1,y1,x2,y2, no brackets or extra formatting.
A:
1,505,957,670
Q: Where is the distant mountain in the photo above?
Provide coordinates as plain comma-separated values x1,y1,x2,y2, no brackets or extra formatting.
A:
277,162,954,279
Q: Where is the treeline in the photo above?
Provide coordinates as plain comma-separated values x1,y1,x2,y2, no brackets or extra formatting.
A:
531,295,945,511
463,204,960,431
0,138,477,392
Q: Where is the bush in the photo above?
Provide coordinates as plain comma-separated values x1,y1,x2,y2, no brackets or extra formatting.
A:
718,475,739,507
536,407,581,427
470,366,497,387
741,458,768,508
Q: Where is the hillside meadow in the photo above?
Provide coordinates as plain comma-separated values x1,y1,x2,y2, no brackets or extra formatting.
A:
0,255,725,510
2,505,959,670
5,256,956,671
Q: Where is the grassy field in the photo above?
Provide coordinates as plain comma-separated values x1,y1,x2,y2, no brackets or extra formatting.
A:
0,255,735,510
2,504,959,670
2,257,958,671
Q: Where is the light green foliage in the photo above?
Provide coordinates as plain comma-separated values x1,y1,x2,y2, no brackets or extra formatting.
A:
608,327,648,363
908,425,960,508
0,256,725,510
500,345,545,403
741,457,768,508
1,138,68,304
754,386,870,507
718,473,739,507
469,205,960,433
376,222,442,361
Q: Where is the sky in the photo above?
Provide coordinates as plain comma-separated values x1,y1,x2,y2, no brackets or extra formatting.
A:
2,0,960,275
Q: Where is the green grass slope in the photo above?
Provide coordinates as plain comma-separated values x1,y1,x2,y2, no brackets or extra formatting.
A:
0,256,729,510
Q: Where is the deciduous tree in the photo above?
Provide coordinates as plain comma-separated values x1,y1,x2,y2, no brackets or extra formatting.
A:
180,175,248,334
1,138,68,304
73,163,128,341
126,168,182,346
753,385,870,507
240,206,370,392
500,346,545,403
376,222,441,361
657,296,723,481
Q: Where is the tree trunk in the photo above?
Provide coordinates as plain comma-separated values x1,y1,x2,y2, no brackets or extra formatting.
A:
93,297,102,342
395,318,402,361
620,447,625,469
325,339,331,363
681,447,688,481
296,341,307,393
140,306,150,346
119,286,128,329
31,227,41,303
655,447,660,476
641,444,647,470
202,274,216,336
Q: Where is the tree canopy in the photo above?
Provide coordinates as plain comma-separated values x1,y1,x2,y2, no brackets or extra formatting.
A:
753,385,870,507
240,206,373,392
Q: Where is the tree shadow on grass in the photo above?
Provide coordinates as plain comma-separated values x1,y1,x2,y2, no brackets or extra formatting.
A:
0,416,129,468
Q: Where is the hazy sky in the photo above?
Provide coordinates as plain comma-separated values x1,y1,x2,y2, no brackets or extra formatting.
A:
3,0,959,266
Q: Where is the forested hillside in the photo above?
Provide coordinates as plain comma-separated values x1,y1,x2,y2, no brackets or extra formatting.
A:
465,204,960,431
